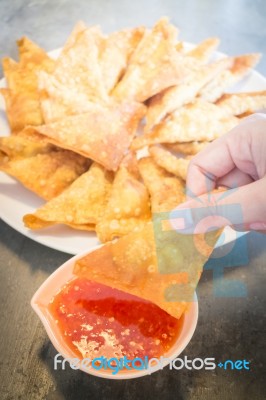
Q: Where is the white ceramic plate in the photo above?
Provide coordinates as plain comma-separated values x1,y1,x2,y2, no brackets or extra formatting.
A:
1,45,266,254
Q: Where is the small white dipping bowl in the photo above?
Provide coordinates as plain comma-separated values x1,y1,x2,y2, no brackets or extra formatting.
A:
31,247,198,379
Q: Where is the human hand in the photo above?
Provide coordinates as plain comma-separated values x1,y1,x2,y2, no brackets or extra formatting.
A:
170,113,266,233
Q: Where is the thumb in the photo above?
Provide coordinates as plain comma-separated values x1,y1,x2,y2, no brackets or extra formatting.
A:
170,177,266,234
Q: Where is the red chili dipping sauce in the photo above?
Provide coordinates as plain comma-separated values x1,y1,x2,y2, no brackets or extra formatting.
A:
49,278,183,364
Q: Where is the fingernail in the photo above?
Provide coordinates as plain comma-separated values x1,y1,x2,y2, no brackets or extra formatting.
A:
249,222,266,230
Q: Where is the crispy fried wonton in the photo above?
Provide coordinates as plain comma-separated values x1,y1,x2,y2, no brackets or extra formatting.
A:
74,222,220,319
199,53,261,102
186,37,220,64
2,37,55,132
132,100,239,149
98,27,146,94
1,88,43,132
138,157,185,213
145,57,233,132
35,101,146,171
38,25,108,123
216,91,266,116
55,25,106,100
164,141,210,155
96,152,151,242
0,130,54,160
112,17,189,102
149,146,190,181
3,38,54,93
23,163,113,229
0,149,90,200
17,36,55,71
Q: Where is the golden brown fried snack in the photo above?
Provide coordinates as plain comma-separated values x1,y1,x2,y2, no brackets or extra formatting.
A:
132,100,239,149
23,163,113,229
74,223,220,319
175,41,184,52
199,53,261,102
3,39,54,93
138,157,185,213
216,91,266,116
38,22,110,123
61,21,87,52
35,101,146,171
17,36,55,71
2,37,55,132
1,89,43,132
165,141,210,155
145,57,233,132
96,153,151,242
112,17,190,102
1,150,90,200
98,27,146,94
41,25,107,106
149,145,190,181
0,131,54,160
38,76,107,124
2,57,18,74
186,37,220,64
16,126,52,142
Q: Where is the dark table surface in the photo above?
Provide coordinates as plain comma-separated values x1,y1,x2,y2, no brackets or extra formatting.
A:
0,1,266,399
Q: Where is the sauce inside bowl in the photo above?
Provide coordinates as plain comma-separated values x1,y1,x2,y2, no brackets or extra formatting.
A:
49,277,183,366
